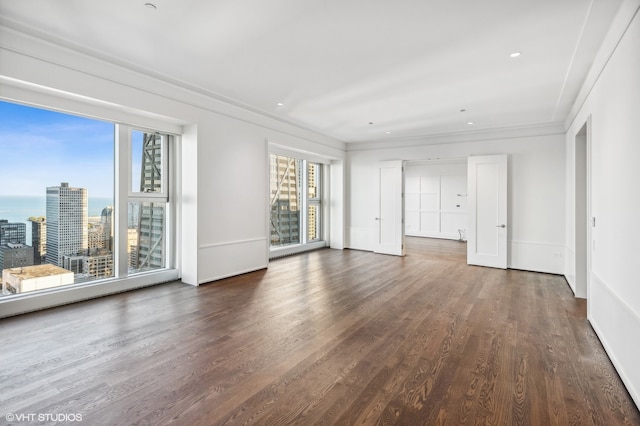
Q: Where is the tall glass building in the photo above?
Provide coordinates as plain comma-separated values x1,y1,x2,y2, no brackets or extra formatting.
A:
45,182,88,267
132,133,165,271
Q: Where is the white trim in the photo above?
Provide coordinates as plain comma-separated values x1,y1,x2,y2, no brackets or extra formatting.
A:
564,246,576,294
0,75,185,134
198,266,268,285
200,237,268,250
346,122,565,152
565,2,640,131
509,239,565,247
406,232,463,241
0,269,180,319
0,23,344,153
268,141,337,164
550,0,595,121
269,241,328,259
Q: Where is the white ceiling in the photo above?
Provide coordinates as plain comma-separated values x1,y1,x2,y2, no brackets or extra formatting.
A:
0,0,623,142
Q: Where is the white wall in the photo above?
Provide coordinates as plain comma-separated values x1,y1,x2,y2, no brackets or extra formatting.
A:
346,130,566,274
564,0,640,408
0,24,345,291
405,161,467,240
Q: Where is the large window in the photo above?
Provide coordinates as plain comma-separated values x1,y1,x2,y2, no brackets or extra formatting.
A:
269,154,323,252
128,130,169,273
0,100,175,300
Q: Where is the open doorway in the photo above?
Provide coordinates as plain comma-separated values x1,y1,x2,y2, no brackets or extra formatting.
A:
574,119,591,300
404,159,468,258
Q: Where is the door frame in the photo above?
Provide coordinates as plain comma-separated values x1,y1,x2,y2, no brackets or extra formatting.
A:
574,116,592,304
374,160,405,256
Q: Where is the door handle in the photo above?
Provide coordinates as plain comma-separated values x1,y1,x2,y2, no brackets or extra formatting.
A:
496,224,506,228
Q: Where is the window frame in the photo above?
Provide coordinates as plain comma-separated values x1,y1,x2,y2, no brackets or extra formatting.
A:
268,149,328,259
115,124,175,278
0,98,180,318
305,161,322,243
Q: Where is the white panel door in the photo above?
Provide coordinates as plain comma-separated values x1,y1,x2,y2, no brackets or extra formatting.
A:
467,155,507,268
374,160,405,256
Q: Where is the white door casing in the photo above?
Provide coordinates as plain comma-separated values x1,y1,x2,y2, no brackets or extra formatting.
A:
374,160,405,256
467,155,508,268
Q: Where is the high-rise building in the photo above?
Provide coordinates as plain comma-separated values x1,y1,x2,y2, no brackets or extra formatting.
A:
127,228,138,268
101,206,113,251
0,220,26,245
0,220,34,271
84,249,113,279
28,216,47,264
269,155,300,246
134,133,164,271
0,243,34,271
45,182,88,267
63,248,113,279
88,224,107,250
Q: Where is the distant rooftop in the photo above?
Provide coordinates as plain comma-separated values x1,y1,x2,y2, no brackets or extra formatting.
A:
3,264,72,279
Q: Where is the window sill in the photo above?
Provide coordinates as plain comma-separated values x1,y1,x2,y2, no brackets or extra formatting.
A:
269,241,327,259
0,269,180,319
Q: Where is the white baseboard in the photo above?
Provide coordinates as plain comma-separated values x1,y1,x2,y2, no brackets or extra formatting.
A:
405,232,462,240
564,246,576,294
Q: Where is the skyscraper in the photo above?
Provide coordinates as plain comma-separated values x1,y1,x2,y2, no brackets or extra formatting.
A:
45,182,88,267
269,155,301,246
134,133,164,271
0,220,34,271
28,216,46,264
0,220,26,245
101,206,114,251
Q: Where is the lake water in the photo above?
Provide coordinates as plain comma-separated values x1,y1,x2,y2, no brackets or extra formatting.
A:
0,195,113,242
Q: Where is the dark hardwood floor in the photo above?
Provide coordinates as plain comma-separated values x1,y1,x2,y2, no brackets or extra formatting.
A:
1,237,639,425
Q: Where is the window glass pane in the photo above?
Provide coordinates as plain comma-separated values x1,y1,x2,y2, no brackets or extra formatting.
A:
308,162,320,199
0,100,114,296
307,204,320,241
131,130,163,194
127,202,165,273
270,155,301,247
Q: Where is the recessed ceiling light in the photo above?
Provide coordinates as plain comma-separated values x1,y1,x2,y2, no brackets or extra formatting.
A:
510,52,521,58
467,121,474,125
385,131,391,134
276,102,284,107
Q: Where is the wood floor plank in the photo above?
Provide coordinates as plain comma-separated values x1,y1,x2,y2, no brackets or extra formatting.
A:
1,237,639,425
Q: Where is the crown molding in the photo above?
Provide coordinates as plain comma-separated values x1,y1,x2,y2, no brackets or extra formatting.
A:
565,0,640,131
345,121,566,152
0,18,345,153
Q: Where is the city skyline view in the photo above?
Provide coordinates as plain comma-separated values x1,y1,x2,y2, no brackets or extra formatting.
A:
0,100,114,197
1,99,167,297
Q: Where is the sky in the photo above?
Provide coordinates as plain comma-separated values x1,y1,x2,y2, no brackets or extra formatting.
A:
0,99,115,197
